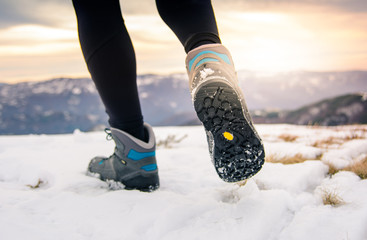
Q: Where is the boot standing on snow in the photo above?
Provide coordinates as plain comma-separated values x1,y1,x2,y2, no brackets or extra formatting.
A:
88,123,159,192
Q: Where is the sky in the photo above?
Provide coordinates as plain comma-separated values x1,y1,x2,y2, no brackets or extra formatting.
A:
0,0,366,83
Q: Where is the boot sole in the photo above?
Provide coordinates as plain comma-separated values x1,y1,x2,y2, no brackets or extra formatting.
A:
194,81,265,182
87,170,159,192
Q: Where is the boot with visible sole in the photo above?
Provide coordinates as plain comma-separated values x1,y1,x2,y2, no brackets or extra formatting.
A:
186,43,265,182
87,123,159,192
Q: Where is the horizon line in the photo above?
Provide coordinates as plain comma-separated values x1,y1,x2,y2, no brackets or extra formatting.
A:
1,68,367,84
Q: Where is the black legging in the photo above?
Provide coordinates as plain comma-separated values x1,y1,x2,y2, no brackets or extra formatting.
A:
72,0,221,140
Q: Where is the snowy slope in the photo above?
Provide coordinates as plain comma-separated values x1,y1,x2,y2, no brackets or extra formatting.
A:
0,124,367,240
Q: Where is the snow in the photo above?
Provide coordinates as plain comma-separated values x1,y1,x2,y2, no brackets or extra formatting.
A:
322,139,367,169
253,161,328,193
0,124,367,240
200,68,214,79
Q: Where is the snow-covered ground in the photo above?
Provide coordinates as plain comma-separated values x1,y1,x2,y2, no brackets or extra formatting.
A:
1,124,367,240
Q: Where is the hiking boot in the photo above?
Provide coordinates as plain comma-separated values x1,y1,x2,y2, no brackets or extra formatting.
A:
186,43,265,182
87,123,159,192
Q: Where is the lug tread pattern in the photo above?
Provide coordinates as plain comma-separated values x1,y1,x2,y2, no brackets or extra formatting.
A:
194,81,265,182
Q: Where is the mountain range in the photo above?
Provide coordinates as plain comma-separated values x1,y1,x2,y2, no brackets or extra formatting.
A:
0,71,366,134
252,93,367,125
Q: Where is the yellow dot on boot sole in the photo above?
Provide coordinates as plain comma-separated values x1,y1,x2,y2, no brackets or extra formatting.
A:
223,131,234,141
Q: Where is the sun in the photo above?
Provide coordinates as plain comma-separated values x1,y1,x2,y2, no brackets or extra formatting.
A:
218,12,319,72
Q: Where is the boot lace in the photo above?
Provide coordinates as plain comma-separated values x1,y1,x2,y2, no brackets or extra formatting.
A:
103,128,126,165
105,128,113,141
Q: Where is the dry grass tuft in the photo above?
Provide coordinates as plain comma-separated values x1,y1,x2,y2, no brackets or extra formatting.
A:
157,134,188,148
325,155,367,179
344,156,367,179
236,179,248,187
324,162,341,176
26,179,44,189
344,132,365,141
312,132,365,149
315,153,323,160
266,153,309,165
312,136,341,148
349,125,367,134
321,188,345,206
278,134,299,142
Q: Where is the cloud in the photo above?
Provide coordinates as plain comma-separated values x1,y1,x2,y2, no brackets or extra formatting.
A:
0,0,366,82
0,0,156,30
1,0,366,30
0,0,75,29
212,0,367,13
0,1,34,28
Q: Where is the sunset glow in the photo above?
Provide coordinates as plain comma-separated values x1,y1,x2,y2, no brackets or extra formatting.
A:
0,0,366,83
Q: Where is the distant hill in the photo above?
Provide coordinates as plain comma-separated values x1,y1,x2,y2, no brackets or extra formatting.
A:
0,76,194,134
238,70,367,110
0,78,105,134
0,71,366,134
252,93,367,125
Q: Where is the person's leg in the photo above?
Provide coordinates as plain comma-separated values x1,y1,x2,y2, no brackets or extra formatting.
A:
72,0,145,141
157,0,265,182
72,0,159,191
156,0,221,53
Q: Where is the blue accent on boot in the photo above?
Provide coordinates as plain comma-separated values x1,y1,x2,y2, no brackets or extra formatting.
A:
141,164,157,171
127,149,156,161
189,50,231,71
98,160,104,165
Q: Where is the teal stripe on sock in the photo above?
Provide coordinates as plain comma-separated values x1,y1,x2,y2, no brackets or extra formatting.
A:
127,149,155,161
